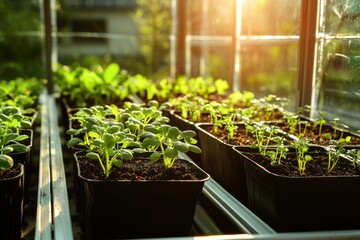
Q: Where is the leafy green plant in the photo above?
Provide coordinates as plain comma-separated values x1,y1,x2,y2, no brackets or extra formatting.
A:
0,121,29,171
291,138,313,175
265,136,289,166
0,106,32,133
315,111,327,136
346,149,360,167
67,100,200,176
248,123,279,156
137,125,201,169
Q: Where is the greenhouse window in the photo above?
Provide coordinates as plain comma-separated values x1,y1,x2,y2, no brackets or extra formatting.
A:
313,0,360,130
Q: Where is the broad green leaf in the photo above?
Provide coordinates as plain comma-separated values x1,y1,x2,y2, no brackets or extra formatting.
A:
86,152,99,160
144,124,159,133
120,149,133,160
7,144,29,153
150,152,161,162
174,141,189,153
112,159,123,167
92,139,104,146
142,137,160,148
67,138,83,147
88,131,100,138
132,148,147,154
103,133,115,148
189,145,202,154
181,130,196,138
21,120,31,129
0,113,10,121
168,127,180,140
15,134,29,142
0,146,13,154
4,133,18,142
165,148,178,159
103,63,120,84
0,154,13,170
108,125,120,134
139,131,156,139
148,100,159,108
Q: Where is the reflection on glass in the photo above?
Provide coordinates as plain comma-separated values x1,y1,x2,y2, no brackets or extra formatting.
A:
241,0,300,35
315,0,360,130
240,43,298,109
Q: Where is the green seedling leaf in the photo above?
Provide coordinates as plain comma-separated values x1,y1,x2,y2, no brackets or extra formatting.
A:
21,121,31,129
0,146,14,154
7,144,29,153
67,138,83,147
120,149,133,160
150,152,161,162
168,127,180,140
112,159,123,167
165,148,178,159
139,131,156,139
15,134,29,142
103,133,115,148
132,148,147,154
92,139,105,146
188,145,202,154
103,63,120,84
142,137,160,148
86,152,99,160
108,125,120,134
0,154,14,170
181,130,197,138
144,124,159,133
4,133,18,142
0,113,10,121
174,141,189,153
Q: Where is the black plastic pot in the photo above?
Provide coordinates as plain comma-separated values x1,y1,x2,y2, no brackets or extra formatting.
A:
0,163,24,240
9,129,33,202
195,123,250,205
234,146,360,232
74,151,210,240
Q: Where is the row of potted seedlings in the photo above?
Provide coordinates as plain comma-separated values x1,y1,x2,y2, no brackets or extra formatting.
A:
0,78,43,239
54,62,360,236
166,92,360,232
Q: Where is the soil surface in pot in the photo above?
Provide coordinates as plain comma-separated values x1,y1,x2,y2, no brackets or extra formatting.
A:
77,154,203,181
276,123,360,145
0,164,21,179
202,125,292,146
244,152,360,177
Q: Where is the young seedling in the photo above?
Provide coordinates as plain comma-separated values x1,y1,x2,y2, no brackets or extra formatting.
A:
265,136,289,166
292,138,313,175
315,111,327,136
138,125,201,169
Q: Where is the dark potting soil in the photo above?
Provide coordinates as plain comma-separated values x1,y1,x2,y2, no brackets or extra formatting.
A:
244,152,360,177
77,153,203,181
203,124,293,146
0,164,21,179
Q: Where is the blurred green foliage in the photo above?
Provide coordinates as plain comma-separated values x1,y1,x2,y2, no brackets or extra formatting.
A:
0,1,44,79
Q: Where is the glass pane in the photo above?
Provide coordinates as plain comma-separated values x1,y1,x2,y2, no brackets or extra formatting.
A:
241,0,301,35
187,0,236,36
315,38,360,129
315,0,360,130
57,0,172,78
0,1,44,79
189,45,234,81
239,43,298,109
321,0,360,35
